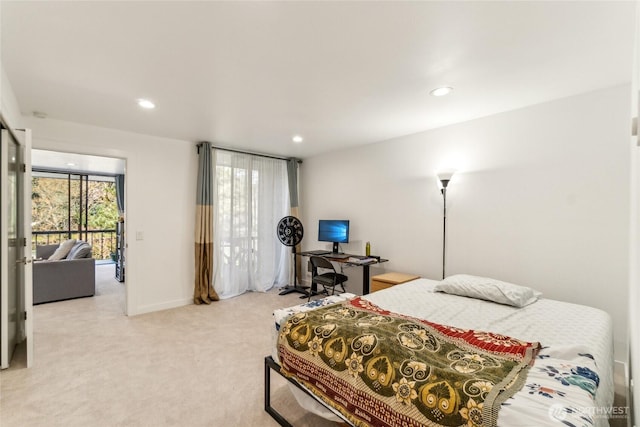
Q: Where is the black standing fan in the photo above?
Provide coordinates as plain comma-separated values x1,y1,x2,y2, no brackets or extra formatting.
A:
277,216,308,296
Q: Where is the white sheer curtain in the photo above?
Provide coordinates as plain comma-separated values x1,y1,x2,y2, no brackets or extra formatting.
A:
212,149,290,299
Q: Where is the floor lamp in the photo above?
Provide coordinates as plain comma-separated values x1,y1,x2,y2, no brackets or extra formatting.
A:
437,171,455,280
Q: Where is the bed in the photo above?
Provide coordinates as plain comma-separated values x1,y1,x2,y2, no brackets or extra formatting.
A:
267,276,614,427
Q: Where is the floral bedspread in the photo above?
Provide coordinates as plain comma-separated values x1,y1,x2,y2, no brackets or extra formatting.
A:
498,346,607,427
277,297,541,427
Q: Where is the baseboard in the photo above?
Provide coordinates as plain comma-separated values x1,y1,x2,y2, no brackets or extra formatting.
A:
615,359,629,392
131,297,192,316
612,360,631,427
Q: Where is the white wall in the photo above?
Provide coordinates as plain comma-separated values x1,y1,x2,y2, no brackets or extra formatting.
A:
629,4,640,423
301,85,631,360
1,65,23,129
22,116,197,316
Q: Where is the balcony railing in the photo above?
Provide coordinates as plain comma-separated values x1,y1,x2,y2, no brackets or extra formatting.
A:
32,229,116,260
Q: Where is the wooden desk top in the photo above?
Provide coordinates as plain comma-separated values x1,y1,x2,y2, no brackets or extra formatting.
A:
299,251,388,265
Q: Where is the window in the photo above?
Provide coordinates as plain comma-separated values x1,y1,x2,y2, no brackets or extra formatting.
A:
31,171,118,259
212,151,290,298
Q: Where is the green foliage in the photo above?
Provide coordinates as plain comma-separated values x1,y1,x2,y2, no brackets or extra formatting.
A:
32,176,70,231
31,174,120,259
86,181,119,229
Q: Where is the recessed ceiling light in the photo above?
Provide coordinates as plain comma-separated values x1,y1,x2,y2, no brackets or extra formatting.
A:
430,87,453,97
66,162,76,167
292,135,304,143
137,99,156,109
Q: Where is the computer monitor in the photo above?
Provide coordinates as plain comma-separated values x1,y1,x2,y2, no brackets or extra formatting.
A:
318,220,349,254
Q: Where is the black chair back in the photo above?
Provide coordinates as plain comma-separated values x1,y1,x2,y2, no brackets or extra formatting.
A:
310,256,335,271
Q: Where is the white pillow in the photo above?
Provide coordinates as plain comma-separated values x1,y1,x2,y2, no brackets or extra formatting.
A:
433,274,542,307
48,239,77,261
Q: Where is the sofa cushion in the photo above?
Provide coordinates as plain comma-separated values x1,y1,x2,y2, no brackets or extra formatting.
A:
67,241,92,260
33,257,95,304
48,239,76,261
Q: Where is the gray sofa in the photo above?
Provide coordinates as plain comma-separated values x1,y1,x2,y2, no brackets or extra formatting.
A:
33,243,95,304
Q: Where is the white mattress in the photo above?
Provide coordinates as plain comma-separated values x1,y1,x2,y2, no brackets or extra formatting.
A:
274,278,614,426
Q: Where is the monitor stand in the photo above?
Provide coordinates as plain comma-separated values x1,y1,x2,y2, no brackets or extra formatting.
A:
332,242,343,255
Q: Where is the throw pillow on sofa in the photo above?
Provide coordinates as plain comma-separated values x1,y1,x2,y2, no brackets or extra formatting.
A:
48,239,77,261
67,241,92,260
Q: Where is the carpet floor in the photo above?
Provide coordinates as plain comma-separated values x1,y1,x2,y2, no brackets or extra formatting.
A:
0,265,337,426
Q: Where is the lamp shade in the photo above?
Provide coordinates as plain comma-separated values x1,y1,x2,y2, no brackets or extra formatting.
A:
436,170,456,189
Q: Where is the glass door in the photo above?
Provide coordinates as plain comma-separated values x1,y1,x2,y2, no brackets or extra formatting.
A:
1,129,21,368
1,126,31,369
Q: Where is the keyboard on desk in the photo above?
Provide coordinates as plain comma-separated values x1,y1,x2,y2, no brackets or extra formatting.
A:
325,253,350,259
306,250,331,255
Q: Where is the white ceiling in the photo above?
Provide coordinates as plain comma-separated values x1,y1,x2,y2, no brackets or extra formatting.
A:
1,1,635,159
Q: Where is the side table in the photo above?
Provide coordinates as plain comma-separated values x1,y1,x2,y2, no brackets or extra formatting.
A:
371,272,420,293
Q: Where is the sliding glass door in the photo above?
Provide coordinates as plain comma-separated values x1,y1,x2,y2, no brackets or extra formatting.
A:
31,171,118,260
212,150,290,299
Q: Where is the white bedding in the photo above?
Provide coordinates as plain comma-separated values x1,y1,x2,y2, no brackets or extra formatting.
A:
273,278,614,426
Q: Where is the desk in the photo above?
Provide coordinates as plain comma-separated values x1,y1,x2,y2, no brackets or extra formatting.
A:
299,251,388,296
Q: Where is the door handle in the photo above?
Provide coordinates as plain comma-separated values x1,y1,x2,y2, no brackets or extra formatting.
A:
15,257,32,265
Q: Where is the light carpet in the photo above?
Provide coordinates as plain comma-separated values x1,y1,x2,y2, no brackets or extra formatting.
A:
0,264,337,426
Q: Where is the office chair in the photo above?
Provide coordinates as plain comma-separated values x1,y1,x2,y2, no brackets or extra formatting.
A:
309,256,348,301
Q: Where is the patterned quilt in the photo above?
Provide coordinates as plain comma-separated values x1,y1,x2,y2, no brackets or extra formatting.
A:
277,297,541,427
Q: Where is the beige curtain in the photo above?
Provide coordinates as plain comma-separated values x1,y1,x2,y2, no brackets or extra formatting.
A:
287,159,302,285
194,142,219,304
